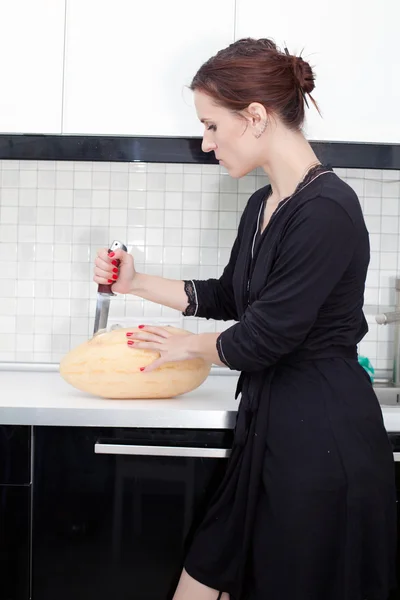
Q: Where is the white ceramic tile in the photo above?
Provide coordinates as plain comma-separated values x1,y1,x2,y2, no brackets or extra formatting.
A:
110,172,128,191
0,224,18,242
183,210,201,228
182,229,200,247
164,228,182,246
92,171,110,190
38,171,56,188
145,209,164,228
129,173,147,191
381,216,398,234
183,192,201,210
1,262,18,279
2,170,20,188
382,197,399,216
201,211,219,229
183,174,201,192
382,181,400,198
201,174,220,193
109,209,128,227
164,210,182,228
200,248,218,266
74,190,92,207
165,192,183,210
146,173,166,192
238,176,257,193
56,170,74,189
364,215,381,234
381,234,398,252
128,209,145,227
182,247,200,265
19,189,37,206
146,228,164,246
110,190,128,208
16,297,34,315
163,246,182,265
201,229,219,247
220,175,238,193
1,189,19,206
218,211,237,229
1,206,18,223
0,160,399,366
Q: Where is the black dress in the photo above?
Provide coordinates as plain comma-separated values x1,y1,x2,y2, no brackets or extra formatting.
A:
182,165,397,600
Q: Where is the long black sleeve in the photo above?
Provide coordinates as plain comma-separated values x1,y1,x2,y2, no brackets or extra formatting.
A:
182,233,241,321
216,198,359,371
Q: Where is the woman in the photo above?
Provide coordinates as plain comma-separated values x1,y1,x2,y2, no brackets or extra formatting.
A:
93,38,397,600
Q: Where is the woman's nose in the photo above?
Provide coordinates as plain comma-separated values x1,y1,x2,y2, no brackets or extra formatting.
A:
202,137,217,153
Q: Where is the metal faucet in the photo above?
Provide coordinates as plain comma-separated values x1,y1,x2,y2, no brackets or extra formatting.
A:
375,277,400,385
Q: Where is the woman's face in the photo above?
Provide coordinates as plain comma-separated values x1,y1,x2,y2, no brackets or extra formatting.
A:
194,90,266,178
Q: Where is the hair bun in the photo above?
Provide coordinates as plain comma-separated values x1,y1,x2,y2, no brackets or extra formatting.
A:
291,55,315,95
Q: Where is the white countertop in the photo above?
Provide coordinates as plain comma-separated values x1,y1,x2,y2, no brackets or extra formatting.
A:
1,369,240,428
1,368,400,432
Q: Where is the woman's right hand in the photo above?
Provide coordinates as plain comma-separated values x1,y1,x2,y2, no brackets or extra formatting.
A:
93,247,136,295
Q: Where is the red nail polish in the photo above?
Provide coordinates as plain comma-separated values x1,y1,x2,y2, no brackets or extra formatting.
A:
108,279,113,283
140,367,145,371
112,274,118,280
138,325,144,329
126,332,133,337
127,340,134,345
112,260,118,266
109,252,115,258
112,267,118,274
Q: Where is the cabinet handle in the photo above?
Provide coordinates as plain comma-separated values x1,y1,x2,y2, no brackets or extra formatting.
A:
394,452,400,462
94,443,231,459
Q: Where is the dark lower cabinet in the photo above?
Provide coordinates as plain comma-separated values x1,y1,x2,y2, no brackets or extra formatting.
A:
32,426,232,600
0,425,32,600
389,434,400,600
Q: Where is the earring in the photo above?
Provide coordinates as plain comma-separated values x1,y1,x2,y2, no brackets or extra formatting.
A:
254,120,267,139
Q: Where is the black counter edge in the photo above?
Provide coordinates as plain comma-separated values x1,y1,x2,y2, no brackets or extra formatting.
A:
0,134,399,170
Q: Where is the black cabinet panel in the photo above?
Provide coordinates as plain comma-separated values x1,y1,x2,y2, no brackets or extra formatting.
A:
0,426,31,485
32,426,231,600
0,485,31,600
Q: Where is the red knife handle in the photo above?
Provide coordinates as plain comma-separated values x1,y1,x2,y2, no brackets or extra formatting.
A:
97,240,127,295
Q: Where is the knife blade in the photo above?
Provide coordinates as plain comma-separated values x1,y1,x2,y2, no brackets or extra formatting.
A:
93,240,127,336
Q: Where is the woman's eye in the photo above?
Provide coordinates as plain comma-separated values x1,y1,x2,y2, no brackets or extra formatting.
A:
207,124,217,131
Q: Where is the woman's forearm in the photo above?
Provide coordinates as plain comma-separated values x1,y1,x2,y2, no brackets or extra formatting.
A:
130,272,189,313
188,333,226,367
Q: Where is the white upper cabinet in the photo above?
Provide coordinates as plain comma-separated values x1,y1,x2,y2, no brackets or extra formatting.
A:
62,0,235,136
235,0,399,144
0,0,65,134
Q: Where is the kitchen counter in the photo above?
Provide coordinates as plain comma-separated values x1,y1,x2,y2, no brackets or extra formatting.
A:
1,369,240,428
1,367,400,431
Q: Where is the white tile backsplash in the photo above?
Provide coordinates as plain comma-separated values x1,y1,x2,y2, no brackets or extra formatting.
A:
0,160,399,377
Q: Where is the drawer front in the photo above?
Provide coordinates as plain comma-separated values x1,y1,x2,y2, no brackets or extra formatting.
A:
0,485,31,600
0,426,31,485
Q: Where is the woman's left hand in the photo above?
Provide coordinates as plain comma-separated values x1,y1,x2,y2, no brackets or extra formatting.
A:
126,325,196,373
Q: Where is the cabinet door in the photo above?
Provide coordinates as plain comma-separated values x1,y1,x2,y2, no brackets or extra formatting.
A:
235,0,400,144
62,0,235,136
0,485,31,600
32,426,232,600
0,0,65,134
0,426,31,485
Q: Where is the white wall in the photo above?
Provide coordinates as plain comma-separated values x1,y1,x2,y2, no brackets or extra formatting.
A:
235,0,400,144
62,0,235,136
0,0,65,134
0,159,399,379
0,0,398,142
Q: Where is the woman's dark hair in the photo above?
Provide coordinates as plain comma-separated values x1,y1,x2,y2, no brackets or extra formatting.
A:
190,38,320,130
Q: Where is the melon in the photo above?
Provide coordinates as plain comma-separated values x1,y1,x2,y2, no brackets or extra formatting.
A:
59,325,211,399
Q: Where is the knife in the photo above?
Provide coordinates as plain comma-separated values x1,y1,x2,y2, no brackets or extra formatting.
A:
93,240,127,336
